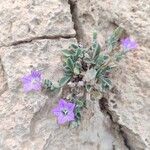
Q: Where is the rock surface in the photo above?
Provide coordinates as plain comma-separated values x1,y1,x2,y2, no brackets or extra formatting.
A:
0,0,75,46
0,32,127,150
71,0,150,149
0,38,76,150
0,0,150,149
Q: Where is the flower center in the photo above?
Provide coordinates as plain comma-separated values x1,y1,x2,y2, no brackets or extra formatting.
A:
62,109,68,116
31,78,38,84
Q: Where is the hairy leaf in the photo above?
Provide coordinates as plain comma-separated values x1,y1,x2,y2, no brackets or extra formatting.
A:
92,42,101,60
62,49,75,57
101,66,113,75
95,54,109,66
84,68,97,82
66,58,74,71
59,76,71,87
107,27,124,51
44,79,52,89
93,32,97,41
73,66,80,75
100,77,112,91
75,99,86,108
75,107,81,120
85,84,92,92
50,84,60,91
75,48,83,59
71,44,79,50
115,52,124,62
91,90,103,99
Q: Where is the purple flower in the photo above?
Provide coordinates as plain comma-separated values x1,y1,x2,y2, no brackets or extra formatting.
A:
21,70,42,93
121,37,138,52
52,99,75,125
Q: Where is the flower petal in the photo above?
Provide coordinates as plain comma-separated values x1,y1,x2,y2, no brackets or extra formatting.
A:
31,70,42,78
67,103,75,111
52,107,61,116
21,75,32,83
32,82,42,91
121,37,138,51
57,115,68,125
59,99,68,108
67,112,75,122
23,83,33,93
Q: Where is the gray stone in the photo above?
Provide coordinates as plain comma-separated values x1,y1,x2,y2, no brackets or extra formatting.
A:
0,38,77,149
73,0,150,149
0,0,75,46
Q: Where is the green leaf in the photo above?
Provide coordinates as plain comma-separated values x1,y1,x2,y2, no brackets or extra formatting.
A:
43,80,60,91
96,68,102,78
92,42,101,60
73,63,81,75
84,53,90,59
91,90,102,99
71,44,78,50
65,71,73,76
74,106,82,120
95,55,109,66
50,82,60,90
44,79,52,89
100,77,112,91
84,53,93,64
62,49,75,57
64,66,73,76
73,67,80,75
93,32,97,41
107,27,124,51
101,66,113,75
115,52,124,62
75,99,86,108
85,84,92,92
66,58,74,71
84,68,97,82
74,48,82,60
96,66,113,79
91,32,102,61
59,76,71,87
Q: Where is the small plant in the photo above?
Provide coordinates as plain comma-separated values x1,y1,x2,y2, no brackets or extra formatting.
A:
21,27,137,126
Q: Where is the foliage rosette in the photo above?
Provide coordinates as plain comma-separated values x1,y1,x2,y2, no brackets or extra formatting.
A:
21,27,138,126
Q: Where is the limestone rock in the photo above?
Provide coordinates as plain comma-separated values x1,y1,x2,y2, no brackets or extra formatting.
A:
0,59,7,95
0,37,128,149
28,100,128,150
0,0,149,149
72,0,150,47
73,0,150,149
0,38,77,150
108,47,150,150
0,0,75,46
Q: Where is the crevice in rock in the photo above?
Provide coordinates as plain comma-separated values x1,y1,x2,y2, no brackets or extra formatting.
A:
11,34,75,46
0,58,8,95
99,97,131,150
68,0,84,43
29,92,60,148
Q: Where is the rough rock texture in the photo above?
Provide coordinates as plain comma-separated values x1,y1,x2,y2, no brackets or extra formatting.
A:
0,36,127,149
0,59,7,95
25,99,128,150
71,0,150,47
71,0,150,149
0,38,76,150
0,0,75,46
0,0,150,149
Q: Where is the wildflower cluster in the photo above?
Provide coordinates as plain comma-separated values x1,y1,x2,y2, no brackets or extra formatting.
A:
21,27,137,126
